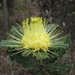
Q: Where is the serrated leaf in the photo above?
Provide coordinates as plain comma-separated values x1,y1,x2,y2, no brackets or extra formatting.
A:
46,63,72,72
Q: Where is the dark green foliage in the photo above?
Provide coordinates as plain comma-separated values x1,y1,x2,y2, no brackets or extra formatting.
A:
33,51,49,60
22,50,32,57
0,23,72,75
46,63,72,72
0,33,72,75
6,49,40,69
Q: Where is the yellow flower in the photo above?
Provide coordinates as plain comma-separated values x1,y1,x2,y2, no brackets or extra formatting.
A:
0,17,71,59
21,17,51,52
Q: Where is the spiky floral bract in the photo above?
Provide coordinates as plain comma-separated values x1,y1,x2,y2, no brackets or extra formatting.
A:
0,17,71,60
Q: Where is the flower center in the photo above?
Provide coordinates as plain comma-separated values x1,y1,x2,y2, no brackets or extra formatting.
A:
21,17,51,52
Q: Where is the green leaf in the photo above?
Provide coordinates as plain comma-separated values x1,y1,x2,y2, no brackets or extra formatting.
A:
22,50,32,57
7,33,21,41
48,34,71,59
16,23,24,34
10,25,22,38
6,48,40,69
0,40,22,48
22,58,39,69
46,24,59,34
33,51,49,60
46,63,72,72
62,54,71,59
51,34,71,50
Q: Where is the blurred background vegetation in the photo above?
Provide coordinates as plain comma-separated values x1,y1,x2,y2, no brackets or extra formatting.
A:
0,0,75,75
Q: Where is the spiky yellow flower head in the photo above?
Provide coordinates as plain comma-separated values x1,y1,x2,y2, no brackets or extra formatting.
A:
0,17,70,59
21,17,51,52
